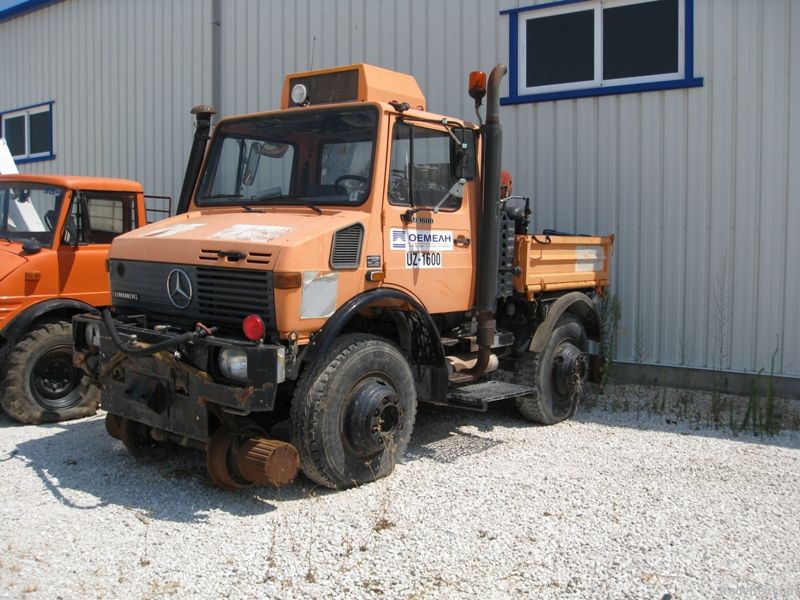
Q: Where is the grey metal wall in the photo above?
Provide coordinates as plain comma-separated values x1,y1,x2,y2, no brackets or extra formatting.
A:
0,0,213,200
2,0,798,379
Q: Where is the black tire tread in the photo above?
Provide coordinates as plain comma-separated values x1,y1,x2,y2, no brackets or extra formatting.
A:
514,315,587,425
290,333,416,489
0,321,99,424
514,350,550,424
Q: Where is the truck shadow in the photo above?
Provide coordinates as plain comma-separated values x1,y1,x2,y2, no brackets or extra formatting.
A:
7,396,797,523
6,404,517,522
6,405,511,512
405,403,510,463
412,396,800,454
7,416,322,523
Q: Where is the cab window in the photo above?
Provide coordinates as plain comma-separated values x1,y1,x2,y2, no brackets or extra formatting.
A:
0,183,65,247
63,192,137,245
197,106,378,207
388,123,474,211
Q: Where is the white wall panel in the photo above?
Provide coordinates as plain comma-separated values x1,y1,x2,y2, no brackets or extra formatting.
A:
756,0,790,373
1,0,797,378
784,1,800,377
660,93,688,365
731,0,761,372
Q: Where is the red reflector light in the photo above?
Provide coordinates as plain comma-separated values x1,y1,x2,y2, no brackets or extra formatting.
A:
242,314,266,341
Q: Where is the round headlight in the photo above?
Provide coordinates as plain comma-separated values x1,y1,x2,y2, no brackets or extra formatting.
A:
291,83,308,105
84,322,102,348
218,347,248,382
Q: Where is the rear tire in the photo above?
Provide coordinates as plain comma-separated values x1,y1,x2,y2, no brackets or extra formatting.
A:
290,334,417,489
515,316,589,425
0,321,99,424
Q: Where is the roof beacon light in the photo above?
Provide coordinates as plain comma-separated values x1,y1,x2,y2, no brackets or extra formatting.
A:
242,314,266,341
291,83,308,106
468,71,487,103
468,70,488,125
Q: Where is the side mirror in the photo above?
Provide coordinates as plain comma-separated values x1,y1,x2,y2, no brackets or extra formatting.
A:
242,142,262,186
20,238,41,254
450,129,476,181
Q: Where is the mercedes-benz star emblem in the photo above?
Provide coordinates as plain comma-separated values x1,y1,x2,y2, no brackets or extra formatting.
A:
166,268,193,309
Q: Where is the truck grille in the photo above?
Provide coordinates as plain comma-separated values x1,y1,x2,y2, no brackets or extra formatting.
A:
110,260,276,333
195,267,274,325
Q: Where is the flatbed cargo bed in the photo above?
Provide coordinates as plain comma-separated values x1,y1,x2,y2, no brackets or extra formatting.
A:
513,234,614,295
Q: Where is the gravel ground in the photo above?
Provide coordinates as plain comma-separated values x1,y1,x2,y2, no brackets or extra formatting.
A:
1,389,799,600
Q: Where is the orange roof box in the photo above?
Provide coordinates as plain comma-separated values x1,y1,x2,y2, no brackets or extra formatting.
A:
281,63,426,110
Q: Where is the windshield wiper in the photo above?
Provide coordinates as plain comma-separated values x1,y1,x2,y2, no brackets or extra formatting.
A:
251,195,322,215
199,193,244,201
296,201,322,215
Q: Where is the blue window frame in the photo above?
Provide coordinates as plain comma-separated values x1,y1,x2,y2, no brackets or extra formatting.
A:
501,0,703,105
0,101,55,164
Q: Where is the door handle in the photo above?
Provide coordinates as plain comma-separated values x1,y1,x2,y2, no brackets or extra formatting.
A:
454,235,471,247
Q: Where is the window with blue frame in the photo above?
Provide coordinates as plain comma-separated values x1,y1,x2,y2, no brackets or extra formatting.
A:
501,0,703,104
0,101,54,163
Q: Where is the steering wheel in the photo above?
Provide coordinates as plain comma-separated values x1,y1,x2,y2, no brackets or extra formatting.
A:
334,174,368,194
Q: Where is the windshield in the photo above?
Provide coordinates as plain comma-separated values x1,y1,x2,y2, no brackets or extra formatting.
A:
0,183,67,247
196,106,378,208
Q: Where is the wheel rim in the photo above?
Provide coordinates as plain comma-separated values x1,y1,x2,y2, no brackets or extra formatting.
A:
30,344,82,410
344,376,403,458
550,341,588,403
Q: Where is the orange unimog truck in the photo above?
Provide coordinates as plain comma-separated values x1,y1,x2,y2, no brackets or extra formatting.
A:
0,174,166,423
73,64,613,490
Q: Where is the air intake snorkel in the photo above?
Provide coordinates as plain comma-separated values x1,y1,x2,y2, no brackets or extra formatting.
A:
461,63,507,381
177,105,216,214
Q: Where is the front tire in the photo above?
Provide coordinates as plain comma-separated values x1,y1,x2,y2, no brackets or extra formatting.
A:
290,334,417,489
0,321,99,424
515,316,589,425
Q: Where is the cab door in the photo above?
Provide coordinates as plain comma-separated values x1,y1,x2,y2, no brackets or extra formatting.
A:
382,118,478,314
57,191,138,305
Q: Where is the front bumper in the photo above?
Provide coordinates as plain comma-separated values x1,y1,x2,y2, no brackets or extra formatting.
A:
73,313,285,442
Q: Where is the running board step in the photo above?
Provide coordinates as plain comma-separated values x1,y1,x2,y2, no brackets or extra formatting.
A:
445,381,536,412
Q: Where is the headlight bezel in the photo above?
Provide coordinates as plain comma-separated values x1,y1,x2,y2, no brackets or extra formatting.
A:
217,347,249,383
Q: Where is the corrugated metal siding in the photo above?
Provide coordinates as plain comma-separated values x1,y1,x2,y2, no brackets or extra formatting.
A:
1,0,797,378
0,0,213,201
